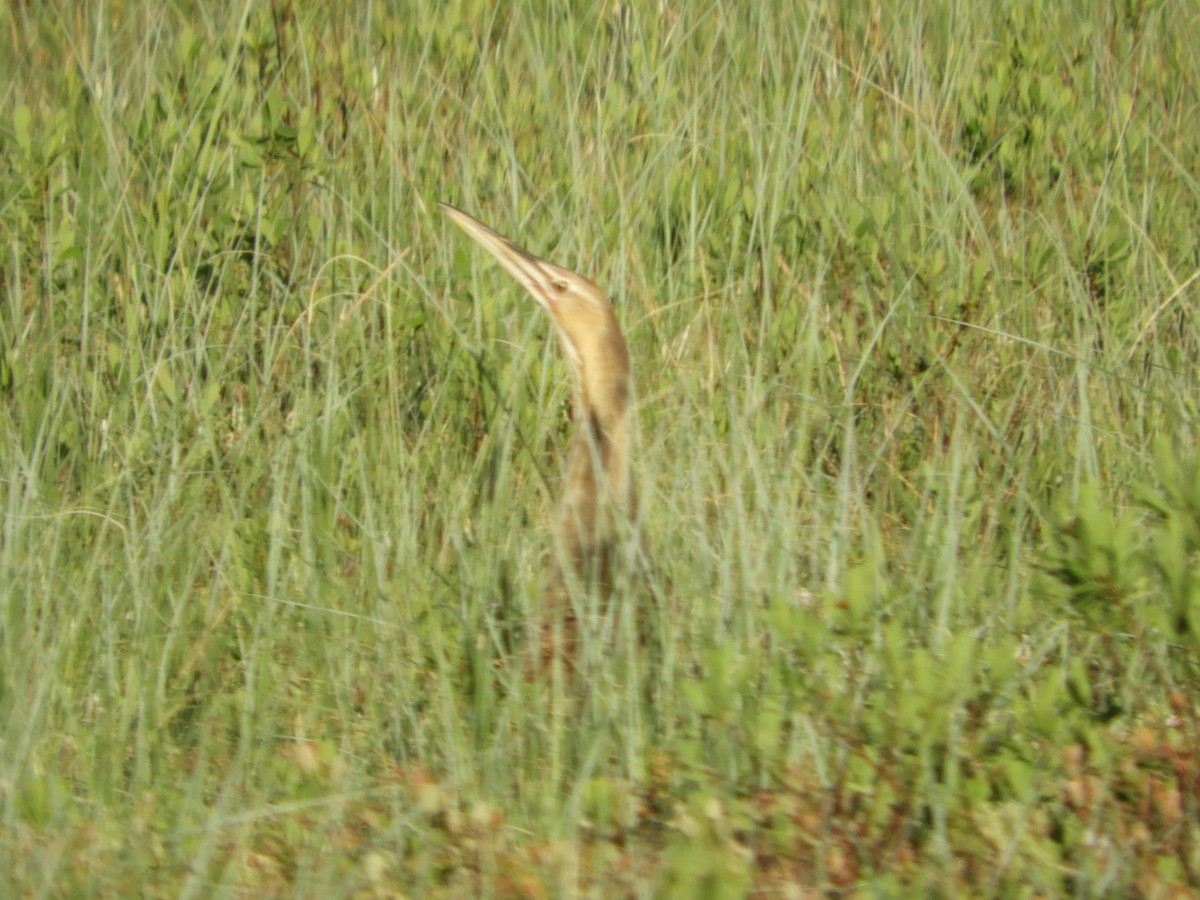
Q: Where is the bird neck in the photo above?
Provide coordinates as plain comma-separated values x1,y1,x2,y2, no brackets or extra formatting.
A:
557,323,636,545
569,376,633,511
551,344,636,593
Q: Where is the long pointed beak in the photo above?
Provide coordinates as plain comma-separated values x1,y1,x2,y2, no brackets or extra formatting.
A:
439,203,557,314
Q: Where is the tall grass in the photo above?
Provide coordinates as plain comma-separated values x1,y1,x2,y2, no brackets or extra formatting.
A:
2,0,1198,894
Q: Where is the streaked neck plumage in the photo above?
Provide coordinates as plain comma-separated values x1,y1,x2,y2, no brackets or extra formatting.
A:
439,203,636,596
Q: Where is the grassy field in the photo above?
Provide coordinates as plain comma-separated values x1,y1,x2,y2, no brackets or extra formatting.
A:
2,0,1199,895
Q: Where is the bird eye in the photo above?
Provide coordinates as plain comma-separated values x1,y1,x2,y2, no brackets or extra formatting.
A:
551,281,569,293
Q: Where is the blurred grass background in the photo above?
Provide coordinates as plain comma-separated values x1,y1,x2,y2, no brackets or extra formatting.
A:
2,0,1198,894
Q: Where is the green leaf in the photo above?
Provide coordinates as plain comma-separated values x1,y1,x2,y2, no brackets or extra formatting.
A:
14,104,32,157
298,107,316,158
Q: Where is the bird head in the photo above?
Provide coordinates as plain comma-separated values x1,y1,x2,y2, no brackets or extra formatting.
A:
440,203,631,431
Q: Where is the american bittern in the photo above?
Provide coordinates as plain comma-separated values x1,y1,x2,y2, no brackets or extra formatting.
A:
439,203,636,654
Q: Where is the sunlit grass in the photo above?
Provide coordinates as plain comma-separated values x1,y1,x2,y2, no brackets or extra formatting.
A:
1,1,1198,894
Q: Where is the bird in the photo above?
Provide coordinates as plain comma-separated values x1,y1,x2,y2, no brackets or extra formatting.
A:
439,203,637,665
